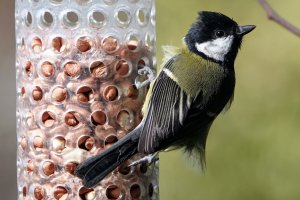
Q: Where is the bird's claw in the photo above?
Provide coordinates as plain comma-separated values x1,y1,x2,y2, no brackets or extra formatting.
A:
135,66,155,89
129,153,159,167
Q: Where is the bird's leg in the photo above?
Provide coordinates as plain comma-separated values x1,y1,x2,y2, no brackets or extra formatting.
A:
135,65,156,89
129,152,159,167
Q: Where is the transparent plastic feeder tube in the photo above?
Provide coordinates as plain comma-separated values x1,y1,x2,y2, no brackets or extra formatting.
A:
16,0,158,199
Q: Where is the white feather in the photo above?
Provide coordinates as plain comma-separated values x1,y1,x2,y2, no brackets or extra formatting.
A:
163,68,178,83
195,36,233,62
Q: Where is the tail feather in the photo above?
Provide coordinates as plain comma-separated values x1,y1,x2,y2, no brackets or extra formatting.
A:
183,122,212,171
75,130,140,188
75,143,121,179
83,141,137,188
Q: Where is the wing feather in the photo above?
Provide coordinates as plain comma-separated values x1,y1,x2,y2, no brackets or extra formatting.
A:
137,60,191,153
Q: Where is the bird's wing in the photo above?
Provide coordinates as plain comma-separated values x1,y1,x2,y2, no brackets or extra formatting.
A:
138,57,194,154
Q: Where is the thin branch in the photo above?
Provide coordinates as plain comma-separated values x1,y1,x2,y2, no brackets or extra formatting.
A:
258,0,300,37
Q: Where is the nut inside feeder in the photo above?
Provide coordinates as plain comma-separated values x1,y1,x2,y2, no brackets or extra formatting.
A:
32,86,43,101
103,85,118,101
90,61,107,78
34,186,46,200
41,61,55,78
51,86,67,103
104,134,118,148
78,136,94,151
52,37,66,53
52,37,65,52
115,60,130,76
64,161,78,175
24,61,34,77
52,136,66,152
42,160,55,176
77,86,94,103
78,187,95,200
41,111,56,128
27,160,34,174
53,186,68,200
20,137,28,150
91,110,107,126
102,36,118,53
32,37,42,53
64,111,80,127
127,84,139,99
33,135,44,150
106,185,121,200
64,61,81,78
76,36,92,52
127,35,139,51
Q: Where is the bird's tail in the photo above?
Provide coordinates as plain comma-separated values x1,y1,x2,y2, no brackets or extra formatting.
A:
75,128,140,188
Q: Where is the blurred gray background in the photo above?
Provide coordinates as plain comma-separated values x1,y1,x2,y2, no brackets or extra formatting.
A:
2,0,300,200
0,0,17,199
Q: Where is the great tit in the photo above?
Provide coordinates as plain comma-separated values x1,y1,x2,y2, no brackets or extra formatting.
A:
76,11,255,188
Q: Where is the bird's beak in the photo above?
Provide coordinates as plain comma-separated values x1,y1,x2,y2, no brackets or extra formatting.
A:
236,25,256,36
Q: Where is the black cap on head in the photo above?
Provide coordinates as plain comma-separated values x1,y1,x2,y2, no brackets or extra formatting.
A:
185,11,239,46
198,11,238,31
185,11,255,64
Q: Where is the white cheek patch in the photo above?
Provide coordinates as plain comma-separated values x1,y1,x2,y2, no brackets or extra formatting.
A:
195,36,234,62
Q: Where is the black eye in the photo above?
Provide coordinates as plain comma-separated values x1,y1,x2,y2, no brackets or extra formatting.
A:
215,30,225,38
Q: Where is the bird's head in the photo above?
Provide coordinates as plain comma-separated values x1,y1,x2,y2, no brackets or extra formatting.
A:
185,11,255,65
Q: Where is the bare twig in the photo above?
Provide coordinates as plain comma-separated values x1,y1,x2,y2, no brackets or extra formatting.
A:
259,0,300,37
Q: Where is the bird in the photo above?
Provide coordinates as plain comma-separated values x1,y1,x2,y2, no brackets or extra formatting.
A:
75,11,256,188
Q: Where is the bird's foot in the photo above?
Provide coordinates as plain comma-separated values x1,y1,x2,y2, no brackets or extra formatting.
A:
135,65,155,89
129,153,159,167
